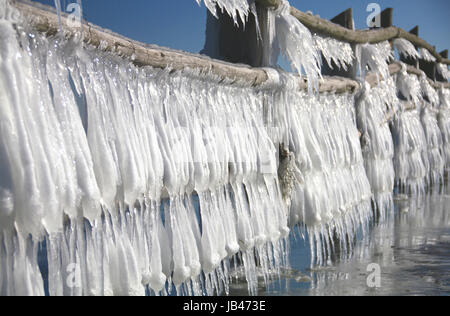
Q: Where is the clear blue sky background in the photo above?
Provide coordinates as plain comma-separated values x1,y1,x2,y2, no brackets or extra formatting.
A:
32,0,450,59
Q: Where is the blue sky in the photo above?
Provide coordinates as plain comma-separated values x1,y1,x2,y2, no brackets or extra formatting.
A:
32,0,449,58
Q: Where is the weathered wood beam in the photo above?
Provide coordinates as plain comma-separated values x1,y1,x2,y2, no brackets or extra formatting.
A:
10,0,449,95
9,0,362,95
12,0,268,86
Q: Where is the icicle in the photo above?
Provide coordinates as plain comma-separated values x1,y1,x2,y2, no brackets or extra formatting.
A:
314,35,354,71
421,106,445,187
53,0,63,34
275,81,373,264
357,41,393,81
392,108,429,196
438,102,450,175
355,80,396,219
436,63,450,81
420,75,439,107
396,64,423,106
273,0,321,92
197,0,252,26
394,38,419,59
420,48,436,62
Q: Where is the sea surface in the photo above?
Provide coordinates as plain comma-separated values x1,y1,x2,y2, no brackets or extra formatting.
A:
230,190,450,296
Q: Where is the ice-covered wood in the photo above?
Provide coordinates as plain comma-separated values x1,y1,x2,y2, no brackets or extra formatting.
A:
10,0,449,94
255,0,450,65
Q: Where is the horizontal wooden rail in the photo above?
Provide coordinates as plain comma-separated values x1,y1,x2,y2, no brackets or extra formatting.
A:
11,0,360,94
9,0,450,94
256,0,450,66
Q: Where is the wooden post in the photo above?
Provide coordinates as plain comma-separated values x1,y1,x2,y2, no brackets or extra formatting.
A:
201,5,264,67
370,8,393,29
381,8,394,28
331,8,354,30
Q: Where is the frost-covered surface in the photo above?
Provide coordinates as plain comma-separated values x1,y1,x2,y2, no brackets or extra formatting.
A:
272,1,321,92
267,78,372,265
421,107,445,186
196,0,253,26
0,1,372,295
0,8,293,295
356,80,397,219
436,63,450,81
2,0,450,297
420,75,439,107
393,68,447,195
438,89,450,172
420,48,437,62
314,35,354,71
356,41,393,80
393,38,419,60
392,108,429,196
396,66,422,105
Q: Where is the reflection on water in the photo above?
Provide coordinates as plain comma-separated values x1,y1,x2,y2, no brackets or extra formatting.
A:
230,191,450,296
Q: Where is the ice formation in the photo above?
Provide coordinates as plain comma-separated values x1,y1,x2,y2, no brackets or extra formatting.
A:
266,75,373,265
271,1,321,92
200,0,322,92
392,68,448,195
420,75,440,107
314,35,354,71
393,38,419,60
355,79,397,219
0,5,293,295
396,65,422,105
420,48,437,62
419,77,445,186
391,107,429,196
1,0,450,297
421,106,445,187
196,0,253,26
436,63,450,81
356,41,393,81
438,89,450,174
